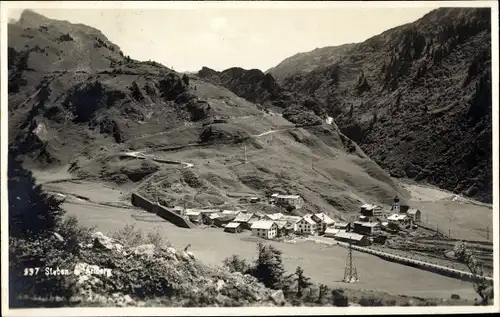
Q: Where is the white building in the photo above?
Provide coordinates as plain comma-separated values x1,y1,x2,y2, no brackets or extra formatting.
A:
312,213,335,233
274,194,304,210
296,214,318,235
251,221,278,239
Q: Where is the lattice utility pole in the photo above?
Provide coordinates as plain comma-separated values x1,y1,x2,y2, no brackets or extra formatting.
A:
343,240,359,283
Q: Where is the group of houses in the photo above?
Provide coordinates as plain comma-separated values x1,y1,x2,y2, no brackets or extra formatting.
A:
341,197,422,240
168,194,422,247
239,192,305,211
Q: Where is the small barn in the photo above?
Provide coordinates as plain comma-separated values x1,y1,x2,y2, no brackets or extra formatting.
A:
224,222,243,233
407,209,422,222
201,213,220,225
214,214,235,227
185,210,203,223
324,228,341,238
334,231,370,246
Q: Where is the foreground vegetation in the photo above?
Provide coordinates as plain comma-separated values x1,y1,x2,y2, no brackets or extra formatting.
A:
8,154,486,307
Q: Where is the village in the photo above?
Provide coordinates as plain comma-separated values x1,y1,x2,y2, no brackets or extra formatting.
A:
165,193,423,247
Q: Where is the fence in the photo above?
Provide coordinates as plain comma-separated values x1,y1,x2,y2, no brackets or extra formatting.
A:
337,242,493,284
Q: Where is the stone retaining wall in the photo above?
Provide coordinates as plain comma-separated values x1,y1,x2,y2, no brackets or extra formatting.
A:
130,193,194,229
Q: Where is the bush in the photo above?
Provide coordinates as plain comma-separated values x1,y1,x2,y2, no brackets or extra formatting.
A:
56,216,95,253
110,224,143,246
146,229,170,248
110,224,170,248
223,255,251,274
454,241,493,305
358,295,385,306
332,288,349,307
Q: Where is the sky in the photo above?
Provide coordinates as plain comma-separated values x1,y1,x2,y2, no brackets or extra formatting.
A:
6,4,441,72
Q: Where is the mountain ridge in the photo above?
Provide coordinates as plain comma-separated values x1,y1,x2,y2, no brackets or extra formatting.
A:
200,7,493,203
8,10,409,224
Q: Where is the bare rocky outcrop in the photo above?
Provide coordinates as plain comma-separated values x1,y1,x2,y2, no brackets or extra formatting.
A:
61,232,283,307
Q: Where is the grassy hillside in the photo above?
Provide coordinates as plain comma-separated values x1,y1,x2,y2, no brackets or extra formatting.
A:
8,10,408,224
265,8,492,203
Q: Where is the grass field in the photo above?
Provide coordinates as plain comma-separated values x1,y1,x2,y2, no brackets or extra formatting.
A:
402,182,493,242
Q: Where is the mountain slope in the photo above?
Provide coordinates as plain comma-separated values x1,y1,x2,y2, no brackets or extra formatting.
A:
266,8,492,203
8,10,408,223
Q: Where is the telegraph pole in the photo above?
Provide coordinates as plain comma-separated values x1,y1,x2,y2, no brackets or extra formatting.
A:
449,228,451,239
343,240,359,283
486,226,489,240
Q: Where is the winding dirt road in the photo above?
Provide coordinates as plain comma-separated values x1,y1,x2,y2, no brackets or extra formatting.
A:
121,151,194,168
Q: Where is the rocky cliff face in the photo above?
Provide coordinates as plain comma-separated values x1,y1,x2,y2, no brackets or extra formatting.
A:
243,8,493,202
197,66,294,109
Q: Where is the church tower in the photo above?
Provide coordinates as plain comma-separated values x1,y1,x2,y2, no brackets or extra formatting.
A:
391,196,400,213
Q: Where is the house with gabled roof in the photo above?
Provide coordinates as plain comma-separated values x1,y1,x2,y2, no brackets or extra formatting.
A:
251,221,278,239
233,212,259,229
296,214,319,235
407,208,421,222
312,213,335,234
224,222,243,233
201,212,220,225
